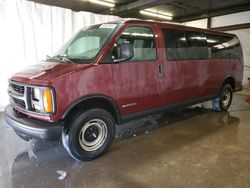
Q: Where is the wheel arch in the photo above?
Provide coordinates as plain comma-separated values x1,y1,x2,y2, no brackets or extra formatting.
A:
62,95,121,125
222,76,235,91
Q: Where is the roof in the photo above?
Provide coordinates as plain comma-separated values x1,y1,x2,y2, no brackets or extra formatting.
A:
105,19,237,37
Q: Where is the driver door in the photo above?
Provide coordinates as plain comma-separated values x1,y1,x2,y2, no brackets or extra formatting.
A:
111,25,164,116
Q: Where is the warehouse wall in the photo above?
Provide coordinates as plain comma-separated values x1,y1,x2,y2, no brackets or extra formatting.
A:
0,0,119,110
211,11,250,27
183,19,207,29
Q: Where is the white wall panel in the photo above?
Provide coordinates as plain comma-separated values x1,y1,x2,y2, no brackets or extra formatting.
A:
183,19,207,29
212,11,250,28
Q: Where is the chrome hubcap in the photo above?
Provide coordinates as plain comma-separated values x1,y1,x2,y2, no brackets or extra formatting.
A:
222,90,231,107
79,119,107,151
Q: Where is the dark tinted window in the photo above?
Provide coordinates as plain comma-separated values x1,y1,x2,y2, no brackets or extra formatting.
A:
162,29,188,60
185,31,208,59
207,34,241,60
163,29,241,61
116,26,157,61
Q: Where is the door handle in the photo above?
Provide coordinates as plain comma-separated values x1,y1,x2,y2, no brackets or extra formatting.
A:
158,64,163,77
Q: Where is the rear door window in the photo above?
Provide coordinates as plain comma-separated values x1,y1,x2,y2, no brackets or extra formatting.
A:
185,31,208,59
162,29,188,60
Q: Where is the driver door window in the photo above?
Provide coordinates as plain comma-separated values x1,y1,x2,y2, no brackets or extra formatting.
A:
116,26,157,62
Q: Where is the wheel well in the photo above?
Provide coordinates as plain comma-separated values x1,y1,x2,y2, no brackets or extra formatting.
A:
223,77,235,90
63,97,120,127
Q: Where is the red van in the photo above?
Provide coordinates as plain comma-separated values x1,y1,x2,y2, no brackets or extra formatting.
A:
5,20,243,161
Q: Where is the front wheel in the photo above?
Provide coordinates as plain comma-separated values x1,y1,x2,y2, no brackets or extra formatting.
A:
213,84,233,112
62,108,115,161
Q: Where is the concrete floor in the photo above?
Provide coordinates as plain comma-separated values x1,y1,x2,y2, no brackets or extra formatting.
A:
0,91,250,188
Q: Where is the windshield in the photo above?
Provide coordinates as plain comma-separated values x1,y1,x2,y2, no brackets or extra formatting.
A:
54,23,119,63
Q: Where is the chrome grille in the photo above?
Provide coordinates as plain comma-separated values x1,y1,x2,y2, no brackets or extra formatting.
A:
10,83,24,95
12,98,26,109
8,81,29,110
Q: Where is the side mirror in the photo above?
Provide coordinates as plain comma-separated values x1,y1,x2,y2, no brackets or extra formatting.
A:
113,42,134,63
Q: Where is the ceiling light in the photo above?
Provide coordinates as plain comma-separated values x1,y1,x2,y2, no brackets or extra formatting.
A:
145,9,173,17
140,9,173,20
89,0,115,7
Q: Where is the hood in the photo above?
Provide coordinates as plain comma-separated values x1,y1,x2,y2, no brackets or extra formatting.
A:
10,60,94,85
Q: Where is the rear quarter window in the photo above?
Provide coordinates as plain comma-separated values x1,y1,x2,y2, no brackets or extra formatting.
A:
206,34,241,60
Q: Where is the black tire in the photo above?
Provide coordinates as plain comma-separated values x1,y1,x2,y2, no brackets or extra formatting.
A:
218,84,233,111
62,108,115,161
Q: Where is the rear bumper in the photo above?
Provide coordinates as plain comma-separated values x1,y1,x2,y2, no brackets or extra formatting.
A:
4,105,62,141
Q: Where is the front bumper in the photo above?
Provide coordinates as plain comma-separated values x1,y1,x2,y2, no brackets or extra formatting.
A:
4,105,62,141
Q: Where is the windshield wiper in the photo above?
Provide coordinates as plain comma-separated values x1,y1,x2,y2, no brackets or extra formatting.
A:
54,55,74,64
46,55,52,60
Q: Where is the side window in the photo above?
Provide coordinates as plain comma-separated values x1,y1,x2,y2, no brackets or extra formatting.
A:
162,29,188,60
207,34,241,60
185,31,208,59
229,36,241,59
116,26,157,61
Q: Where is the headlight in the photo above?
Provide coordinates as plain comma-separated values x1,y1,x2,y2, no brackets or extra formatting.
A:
33,88,40,101
31,87,55,114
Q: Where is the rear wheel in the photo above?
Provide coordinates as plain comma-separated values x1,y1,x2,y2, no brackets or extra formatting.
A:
215,84,233,111
62,108,115,161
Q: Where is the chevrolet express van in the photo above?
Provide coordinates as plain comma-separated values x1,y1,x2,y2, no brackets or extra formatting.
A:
5,20,243,161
